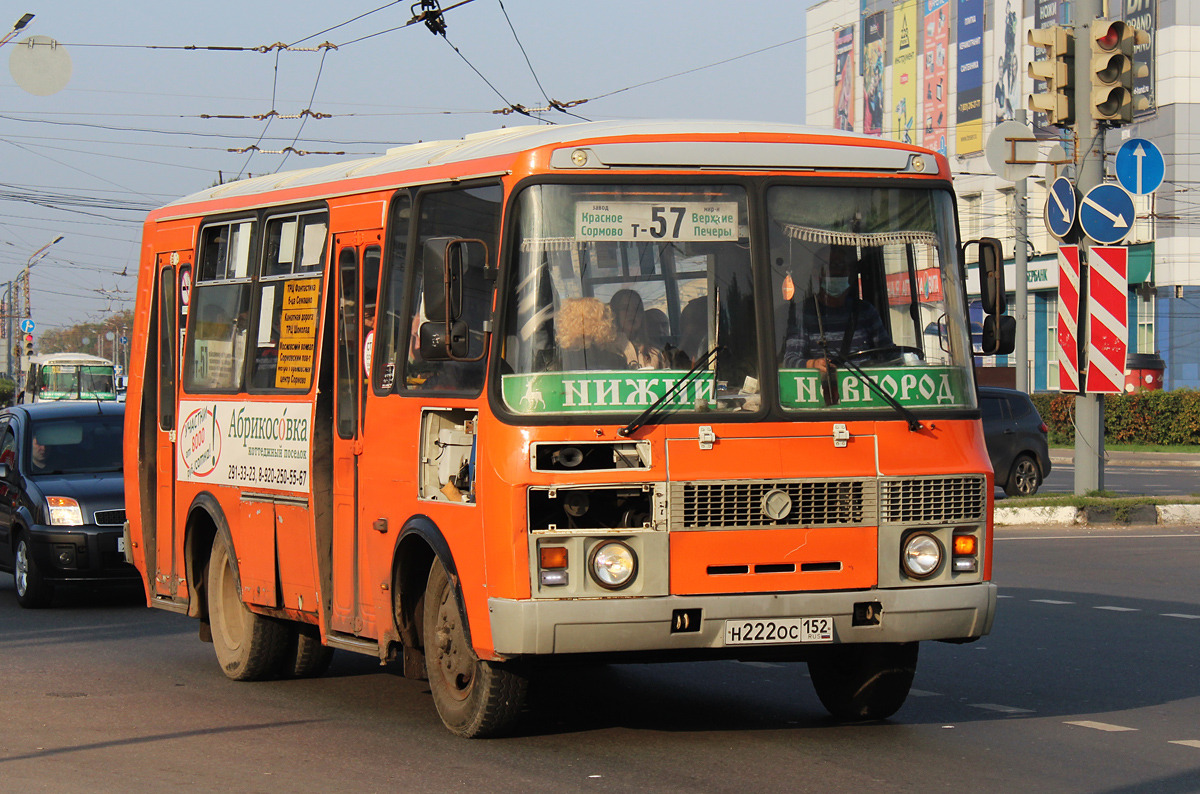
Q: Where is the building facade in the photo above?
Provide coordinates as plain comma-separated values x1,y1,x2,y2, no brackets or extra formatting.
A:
805,0,1199,390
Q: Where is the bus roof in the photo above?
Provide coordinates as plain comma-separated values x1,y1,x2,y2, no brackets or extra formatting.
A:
30,353,113,367
156,120,941,218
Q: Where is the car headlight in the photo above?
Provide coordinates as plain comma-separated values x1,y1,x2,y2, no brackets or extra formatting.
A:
47,496,84,526
589,541,637,590
902,532,943,579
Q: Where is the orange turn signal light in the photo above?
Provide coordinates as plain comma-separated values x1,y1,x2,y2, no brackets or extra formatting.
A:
953,535,977,556
540,547,569,569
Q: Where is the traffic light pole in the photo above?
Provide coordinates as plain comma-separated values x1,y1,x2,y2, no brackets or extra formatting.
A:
1015,109,1029,393
1073,0,1105,494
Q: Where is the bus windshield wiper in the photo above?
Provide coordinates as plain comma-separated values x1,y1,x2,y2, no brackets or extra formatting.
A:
827,352,923,432
618,346,723,438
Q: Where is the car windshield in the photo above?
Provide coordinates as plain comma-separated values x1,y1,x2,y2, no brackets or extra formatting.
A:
27,414,123,474
767,185,977,411
501,184,758,416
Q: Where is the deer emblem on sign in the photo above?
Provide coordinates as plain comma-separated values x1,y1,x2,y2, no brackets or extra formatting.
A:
520,379,546,411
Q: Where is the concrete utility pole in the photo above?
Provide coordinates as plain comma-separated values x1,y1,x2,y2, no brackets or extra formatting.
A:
1073,0,1105,494
1014,108,1029,393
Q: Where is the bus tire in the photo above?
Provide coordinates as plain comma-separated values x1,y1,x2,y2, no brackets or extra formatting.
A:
207,534,289,681
14,534,53,609
808,642,918,721
423,558,527,738
282,624,335,679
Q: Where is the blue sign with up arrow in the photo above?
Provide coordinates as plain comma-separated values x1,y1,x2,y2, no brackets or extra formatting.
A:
1114,138,1164,196
1080,184,1135,245
18,319,34,334
1045,176,1077,240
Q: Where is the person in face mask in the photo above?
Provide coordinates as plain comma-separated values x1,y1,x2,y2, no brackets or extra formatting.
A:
782,244,890,373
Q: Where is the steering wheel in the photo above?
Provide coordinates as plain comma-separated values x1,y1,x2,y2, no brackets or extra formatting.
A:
844,344,925,364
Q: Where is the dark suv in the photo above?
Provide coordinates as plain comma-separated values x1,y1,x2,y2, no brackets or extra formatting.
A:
980,387,1052,496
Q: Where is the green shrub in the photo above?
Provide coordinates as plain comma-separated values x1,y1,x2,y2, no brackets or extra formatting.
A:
1029,389,1200,446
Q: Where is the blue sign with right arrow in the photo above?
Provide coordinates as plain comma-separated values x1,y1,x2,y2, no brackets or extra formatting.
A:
1114,138,1164,196
1080,184,1135,245
1045,176,1077,240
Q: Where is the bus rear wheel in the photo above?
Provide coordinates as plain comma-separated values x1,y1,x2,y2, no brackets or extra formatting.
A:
207,534,289,681
808,642,918,721
282,624,334,679
423,558,527,738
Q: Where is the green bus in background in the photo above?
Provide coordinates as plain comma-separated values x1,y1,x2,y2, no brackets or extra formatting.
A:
24,353,117,402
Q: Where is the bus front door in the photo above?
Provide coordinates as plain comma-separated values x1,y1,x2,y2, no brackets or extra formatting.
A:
155,252,189,597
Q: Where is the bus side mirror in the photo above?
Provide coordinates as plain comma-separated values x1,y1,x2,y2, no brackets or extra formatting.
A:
982,315,1016,356
422,236,456,324
971,237,1006,315
418,321,470,361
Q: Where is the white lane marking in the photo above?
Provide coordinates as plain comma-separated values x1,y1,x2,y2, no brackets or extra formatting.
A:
970,703,1035,714
1095,606,1140,612
1031,599,1075,605
740,661,784,668
1162,613,1200,620
908,689,942,697
997,595,1015,599
1169,740,1200,749
1065,720,1137,732
996,534,1200,541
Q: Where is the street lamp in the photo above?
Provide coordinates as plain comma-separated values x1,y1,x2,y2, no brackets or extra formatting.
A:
13,235,64,382
0,13,34,48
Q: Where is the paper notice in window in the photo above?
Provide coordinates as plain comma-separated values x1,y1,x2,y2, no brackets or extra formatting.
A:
274,277,320,389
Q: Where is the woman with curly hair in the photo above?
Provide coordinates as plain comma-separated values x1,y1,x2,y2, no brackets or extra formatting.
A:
555,297,627,371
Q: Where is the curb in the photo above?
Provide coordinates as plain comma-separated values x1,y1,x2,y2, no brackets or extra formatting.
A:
995,504,1200,526
1048,454,1200,469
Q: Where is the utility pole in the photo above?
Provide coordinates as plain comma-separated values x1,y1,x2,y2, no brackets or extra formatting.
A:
1014,108,1029,393
1073,0,1104,494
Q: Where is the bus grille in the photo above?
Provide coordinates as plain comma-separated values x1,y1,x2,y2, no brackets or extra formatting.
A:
879,476,987,524
671,479,875,529
93,509,126,526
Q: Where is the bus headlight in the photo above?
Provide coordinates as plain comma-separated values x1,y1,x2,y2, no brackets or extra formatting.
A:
589,541,637,590
902,532,942,579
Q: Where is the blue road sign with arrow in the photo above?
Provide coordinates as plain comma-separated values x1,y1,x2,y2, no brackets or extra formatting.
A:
18,319,34,334
1115,138,1164,196
1045,176,1077,239
1080,184,1135,245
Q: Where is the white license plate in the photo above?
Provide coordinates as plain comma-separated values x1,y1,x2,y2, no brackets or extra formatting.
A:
116,537,125,553
724,617,833,645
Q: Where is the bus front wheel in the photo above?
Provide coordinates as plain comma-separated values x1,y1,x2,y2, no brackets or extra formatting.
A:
207,534,289,681
423,558,527,738
808,641,918,721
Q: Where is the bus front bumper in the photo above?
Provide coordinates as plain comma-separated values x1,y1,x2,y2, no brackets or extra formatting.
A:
487,582,997,656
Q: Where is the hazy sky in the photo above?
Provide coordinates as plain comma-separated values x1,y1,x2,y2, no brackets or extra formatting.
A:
0,0,820,334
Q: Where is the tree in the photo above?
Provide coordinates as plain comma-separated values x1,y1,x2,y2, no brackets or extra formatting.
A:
37,310,134,361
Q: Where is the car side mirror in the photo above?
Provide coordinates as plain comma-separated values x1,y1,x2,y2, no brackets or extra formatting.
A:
0,462,11,480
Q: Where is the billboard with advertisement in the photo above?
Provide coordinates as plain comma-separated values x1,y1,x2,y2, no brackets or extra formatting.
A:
892,0,918,143
922,0,950,154
1122,0,1156,114
834,26,856,131
955,0,984,155
863,12,886,136
992,0,1022,124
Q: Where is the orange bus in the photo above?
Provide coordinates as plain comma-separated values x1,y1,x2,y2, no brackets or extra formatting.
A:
124,121,1013,737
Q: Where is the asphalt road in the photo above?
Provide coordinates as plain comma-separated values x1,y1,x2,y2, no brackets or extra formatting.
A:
1038,463,1199,497
2,528,1199,794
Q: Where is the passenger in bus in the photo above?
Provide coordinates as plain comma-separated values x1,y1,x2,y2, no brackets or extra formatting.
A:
782,244,890,373
554,298,627,371
674,297,709,367
609,289,666,370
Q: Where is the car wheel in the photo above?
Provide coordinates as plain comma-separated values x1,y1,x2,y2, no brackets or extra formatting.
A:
206,534,289,681
423,558,528,738
808,642,919,721
14,534,53,608
1005,453,1041,497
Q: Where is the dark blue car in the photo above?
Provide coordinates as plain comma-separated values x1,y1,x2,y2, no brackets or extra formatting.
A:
0,402,137,607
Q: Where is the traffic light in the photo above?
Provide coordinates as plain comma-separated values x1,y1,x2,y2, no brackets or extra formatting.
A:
23,333,32,359
1028,26,1074,127
1089,19,1150,125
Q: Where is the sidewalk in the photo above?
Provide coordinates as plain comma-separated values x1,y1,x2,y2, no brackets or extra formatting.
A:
1049,447,1200,468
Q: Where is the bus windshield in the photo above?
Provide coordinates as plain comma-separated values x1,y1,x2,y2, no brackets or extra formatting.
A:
501,184,758,416
38,364,117,401
767,185,975,412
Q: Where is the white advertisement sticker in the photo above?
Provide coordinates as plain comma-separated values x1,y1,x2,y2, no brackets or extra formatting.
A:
177,400,312,493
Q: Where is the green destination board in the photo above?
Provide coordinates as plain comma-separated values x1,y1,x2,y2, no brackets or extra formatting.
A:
778,367,971,409
503,371,717,414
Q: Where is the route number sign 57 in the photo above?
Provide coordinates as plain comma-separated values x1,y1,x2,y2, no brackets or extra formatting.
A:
575,201,740,242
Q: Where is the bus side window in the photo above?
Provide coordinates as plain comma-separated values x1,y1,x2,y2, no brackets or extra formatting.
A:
375,192,412,394
402,184,501,393
250,211,326,392
184,220,256,393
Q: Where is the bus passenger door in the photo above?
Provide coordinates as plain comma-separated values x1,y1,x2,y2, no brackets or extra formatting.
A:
155,252,189,596
329,233,381,635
